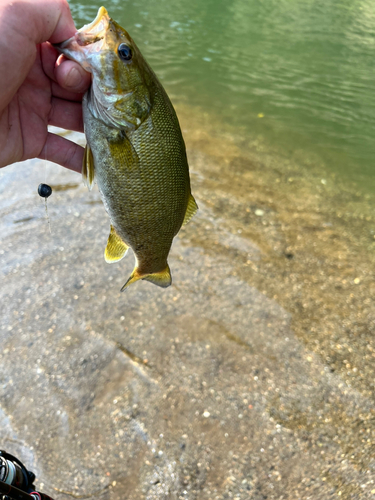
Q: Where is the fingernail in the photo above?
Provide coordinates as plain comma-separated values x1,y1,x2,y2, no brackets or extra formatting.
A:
65,67,81,89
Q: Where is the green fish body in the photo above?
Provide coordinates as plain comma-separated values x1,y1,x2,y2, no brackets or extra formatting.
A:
56,7,197,290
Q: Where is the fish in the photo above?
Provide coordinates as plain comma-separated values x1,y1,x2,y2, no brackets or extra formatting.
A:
55,6,197,290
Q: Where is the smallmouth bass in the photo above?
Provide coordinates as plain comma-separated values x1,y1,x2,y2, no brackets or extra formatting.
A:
55,7,197,290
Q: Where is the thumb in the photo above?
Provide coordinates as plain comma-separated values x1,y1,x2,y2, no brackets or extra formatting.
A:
55,58,91,93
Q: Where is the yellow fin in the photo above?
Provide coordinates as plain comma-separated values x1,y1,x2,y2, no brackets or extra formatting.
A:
121,268,143,291
104,225,129,263
182,194,198,226
82,144,95,190
121,265,172,291
143,264,172,288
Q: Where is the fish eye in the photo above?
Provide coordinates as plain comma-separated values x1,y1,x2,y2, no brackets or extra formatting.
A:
118,43,132,61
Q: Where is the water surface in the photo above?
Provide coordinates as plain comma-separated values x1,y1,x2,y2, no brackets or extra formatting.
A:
70,0,375,192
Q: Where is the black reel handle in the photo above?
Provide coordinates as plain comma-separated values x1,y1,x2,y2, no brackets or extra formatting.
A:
0,481,56,500
0,480,34,500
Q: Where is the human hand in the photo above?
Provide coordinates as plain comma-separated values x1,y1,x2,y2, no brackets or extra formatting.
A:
0,0,91,172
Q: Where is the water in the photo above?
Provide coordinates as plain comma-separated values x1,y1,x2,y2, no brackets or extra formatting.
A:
2,2,375,496
69,0,375,193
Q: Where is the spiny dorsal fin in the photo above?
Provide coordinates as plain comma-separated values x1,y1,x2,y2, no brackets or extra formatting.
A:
82,144,95,190
121,264,172,291
183,194,198,226
104,225,129,263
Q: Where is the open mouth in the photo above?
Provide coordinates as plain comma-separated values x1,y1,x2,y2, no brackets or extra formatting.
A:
75,33,104,47
75,6,109,44
54,6,109,51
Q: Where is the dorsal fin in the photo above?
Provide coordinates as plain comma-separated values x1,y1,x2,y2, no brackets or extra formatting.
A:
183,194,198,226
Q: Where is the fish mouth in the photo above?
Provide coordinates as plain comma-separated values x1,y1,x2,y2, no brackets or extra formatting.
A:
54,6,110,66
78,6,109,37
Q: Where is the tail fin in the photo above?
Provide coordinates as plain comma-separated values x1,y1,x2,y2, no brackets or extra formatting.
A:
121,264,172,291
143,264,172,288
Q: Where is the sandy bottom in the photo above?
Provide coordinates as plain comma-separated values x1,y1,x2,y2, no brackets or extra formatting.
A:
0,107,374,499
176,102,375,397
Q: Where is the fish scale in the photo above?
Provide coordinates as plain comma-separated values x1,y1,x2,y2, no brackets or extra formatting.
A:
55,6,197,290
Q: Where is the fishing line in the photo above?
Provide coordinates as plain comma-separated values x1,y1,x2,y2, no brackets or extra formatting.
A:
38,139,53,234
38,183,52,234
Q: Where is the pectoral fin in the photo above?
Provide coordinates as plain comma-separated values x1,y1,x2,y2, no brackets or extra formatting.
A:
82,144,95,190
121,264,172,291
182,194,198,225
104,225,129,263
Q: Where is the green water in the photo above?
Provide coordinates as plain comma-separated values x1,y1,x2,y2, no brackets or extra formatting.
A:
69,0,375,193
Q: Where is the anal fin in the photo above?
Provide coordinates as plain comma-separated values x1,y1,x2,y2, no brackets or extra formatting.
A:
82,144,95,190
183,194,198,226
105,225,129,263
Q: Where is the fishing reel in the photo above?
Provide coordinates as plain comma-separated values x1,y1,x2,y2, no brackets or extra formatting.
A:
0,451,53,500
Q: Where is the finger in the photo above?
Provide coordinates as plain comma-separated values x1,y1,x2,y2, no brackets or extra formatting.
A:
38,133,84,173
51,81,85,102
1,0,76,45
48,97,84,132
0,0,76,110
40,41,59,83
44,0,77,43
55,57,91,94
41,44,90,100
